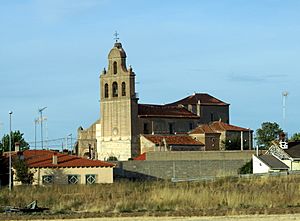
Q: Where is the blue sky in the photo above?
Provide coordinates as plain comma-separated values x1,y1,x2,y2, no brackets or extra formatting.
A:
1,0,299,146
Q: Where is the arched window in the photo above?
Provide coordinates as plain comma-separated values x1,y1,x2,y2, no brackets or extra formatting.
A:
104,83,108,98
113,61,117,74
122,82,126,96
112,82,118,97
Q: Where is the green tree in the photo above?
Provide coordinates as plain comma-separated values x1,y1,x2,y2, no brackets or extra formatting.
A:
289,133,300,142
0,130,30,152
256,122,283,149
238,159,253,174
13,157,34,184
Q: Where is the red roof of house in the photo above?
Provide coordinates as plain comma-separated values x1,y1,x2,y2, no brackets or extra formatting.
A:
210,121,250,132
167,93,229,106
14,150,115,168
189,124,220,134
138,104,199,118
143,135,204,146
190,121,250,134
133,152,147,161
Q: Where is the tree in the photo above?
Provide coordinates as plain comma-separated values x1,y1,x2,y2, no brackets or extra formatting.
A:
239,159,253,174
289,133,300,142
13,157,34,184
256,122,283,149
0,130,29,152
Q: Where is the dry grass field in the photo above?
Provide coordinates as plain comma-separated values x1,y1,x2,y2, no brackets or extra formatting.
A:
1,175,300,219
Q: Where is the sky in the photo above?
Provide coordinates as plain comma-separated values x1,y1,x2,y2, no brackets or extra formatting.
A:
1,0,300,147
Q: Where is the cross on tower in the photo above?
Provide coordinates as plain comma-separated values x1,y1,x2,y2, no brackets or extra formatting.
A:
113,31,119,42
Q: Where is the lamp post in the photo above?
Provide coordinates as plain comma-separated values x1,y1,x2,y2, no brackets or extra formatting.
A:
8,111,12,192
38,107,47,149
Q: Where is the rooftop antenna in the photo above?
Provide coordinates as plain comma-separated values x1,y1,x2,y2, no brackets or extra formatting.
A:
113,31,119,42
282,91,289,132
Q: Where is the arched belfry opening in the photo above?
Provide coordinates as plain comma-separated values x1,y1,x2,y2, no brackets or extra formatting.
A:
104,83,109,98
113,61,117,74
122,82,126,96
112,82,118,97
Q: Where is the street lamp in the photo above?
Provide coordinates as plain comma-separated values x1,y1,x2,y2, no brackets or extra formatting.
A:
8,111,12,192
38,107,47,149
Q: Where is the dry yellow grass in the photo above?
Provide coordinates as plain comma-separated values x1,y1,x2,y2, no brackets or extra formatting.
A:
1,175,300,216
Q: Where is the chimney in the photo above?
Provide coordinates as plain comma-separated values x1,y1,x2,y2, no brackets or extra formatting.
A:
15,142,20,152
196,100,201,116
52,153,58,165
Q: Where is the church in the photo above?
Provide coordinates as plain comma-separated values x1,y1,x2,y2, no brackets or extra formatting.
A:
77,40,252,161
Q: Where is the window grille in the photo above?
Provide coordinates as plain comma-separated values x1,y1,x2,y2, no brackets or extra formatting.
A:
68,175,79,184
42,175,53,184
86,174,96,184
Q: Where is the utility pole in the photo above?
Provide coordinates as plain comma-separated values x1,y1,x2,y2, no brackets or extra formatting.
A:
8,111,12,192
38,107,47,149
34,118,39,150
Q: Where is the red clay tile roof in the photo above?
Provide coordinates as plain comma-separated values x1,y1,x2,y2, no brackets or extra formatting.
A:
14,150,115,168
167,93,229,106
210,121,250,132
190,121,250,134
189,124,220,134
143,135,204,146
134,153,146,161
138,104,199,119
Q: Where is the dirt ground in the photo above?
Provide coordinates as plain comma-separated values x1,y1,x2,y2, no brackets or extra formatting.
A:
26,214,300,221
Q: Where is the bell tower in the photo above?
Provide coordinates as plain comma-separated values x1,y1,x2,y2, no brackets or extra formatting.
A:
98,40,139,160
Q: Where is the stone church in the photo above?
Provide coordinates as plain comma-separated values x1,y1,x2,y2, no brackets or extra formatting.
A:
77,40,238,161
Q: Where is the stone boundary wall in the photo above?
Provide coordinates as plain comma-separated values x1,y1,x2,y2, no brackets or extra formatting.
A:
116,160,248,180
145,150,255,161
115,151,254,180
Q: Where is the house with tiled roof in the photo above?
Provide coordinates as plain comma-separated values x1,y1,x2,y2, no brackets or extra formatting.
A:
140,134,204,153
266,141,300,171
77,40,251,161
12,150,115,185
252,154,289,174
189,121,253,151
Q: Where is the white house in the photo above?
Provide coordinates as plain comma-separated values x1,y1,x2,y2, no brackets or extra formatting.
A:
252,154,289,174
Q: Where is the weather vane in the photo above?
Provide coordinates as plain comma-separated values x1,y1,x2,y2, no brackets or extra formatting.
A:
113,31,119,42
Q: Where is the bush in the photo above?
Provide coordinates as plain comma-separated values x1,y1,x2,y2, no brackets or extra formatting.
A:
238,159,253,174
13,158,34,184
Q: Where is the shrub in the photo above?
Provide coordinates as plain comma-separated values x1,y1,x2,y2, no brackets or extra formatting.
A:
238,159,253,174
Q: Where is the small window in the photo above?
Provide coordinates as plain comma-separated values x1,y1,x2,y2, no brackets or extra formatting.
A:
169,123,174,134
210,113,214,121
42,175,53,184
104,83,109,98
112,82,118,97
143,123,149,134
68,175,79,184
113,61,117,74
122,82,126,96
189,122,193,130
86,174,96,184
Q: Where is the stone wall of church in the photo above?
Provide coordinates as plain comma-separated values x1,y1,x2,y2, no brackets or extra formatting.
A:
77,120,99,157
138,118,199,135
199,105,229,124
